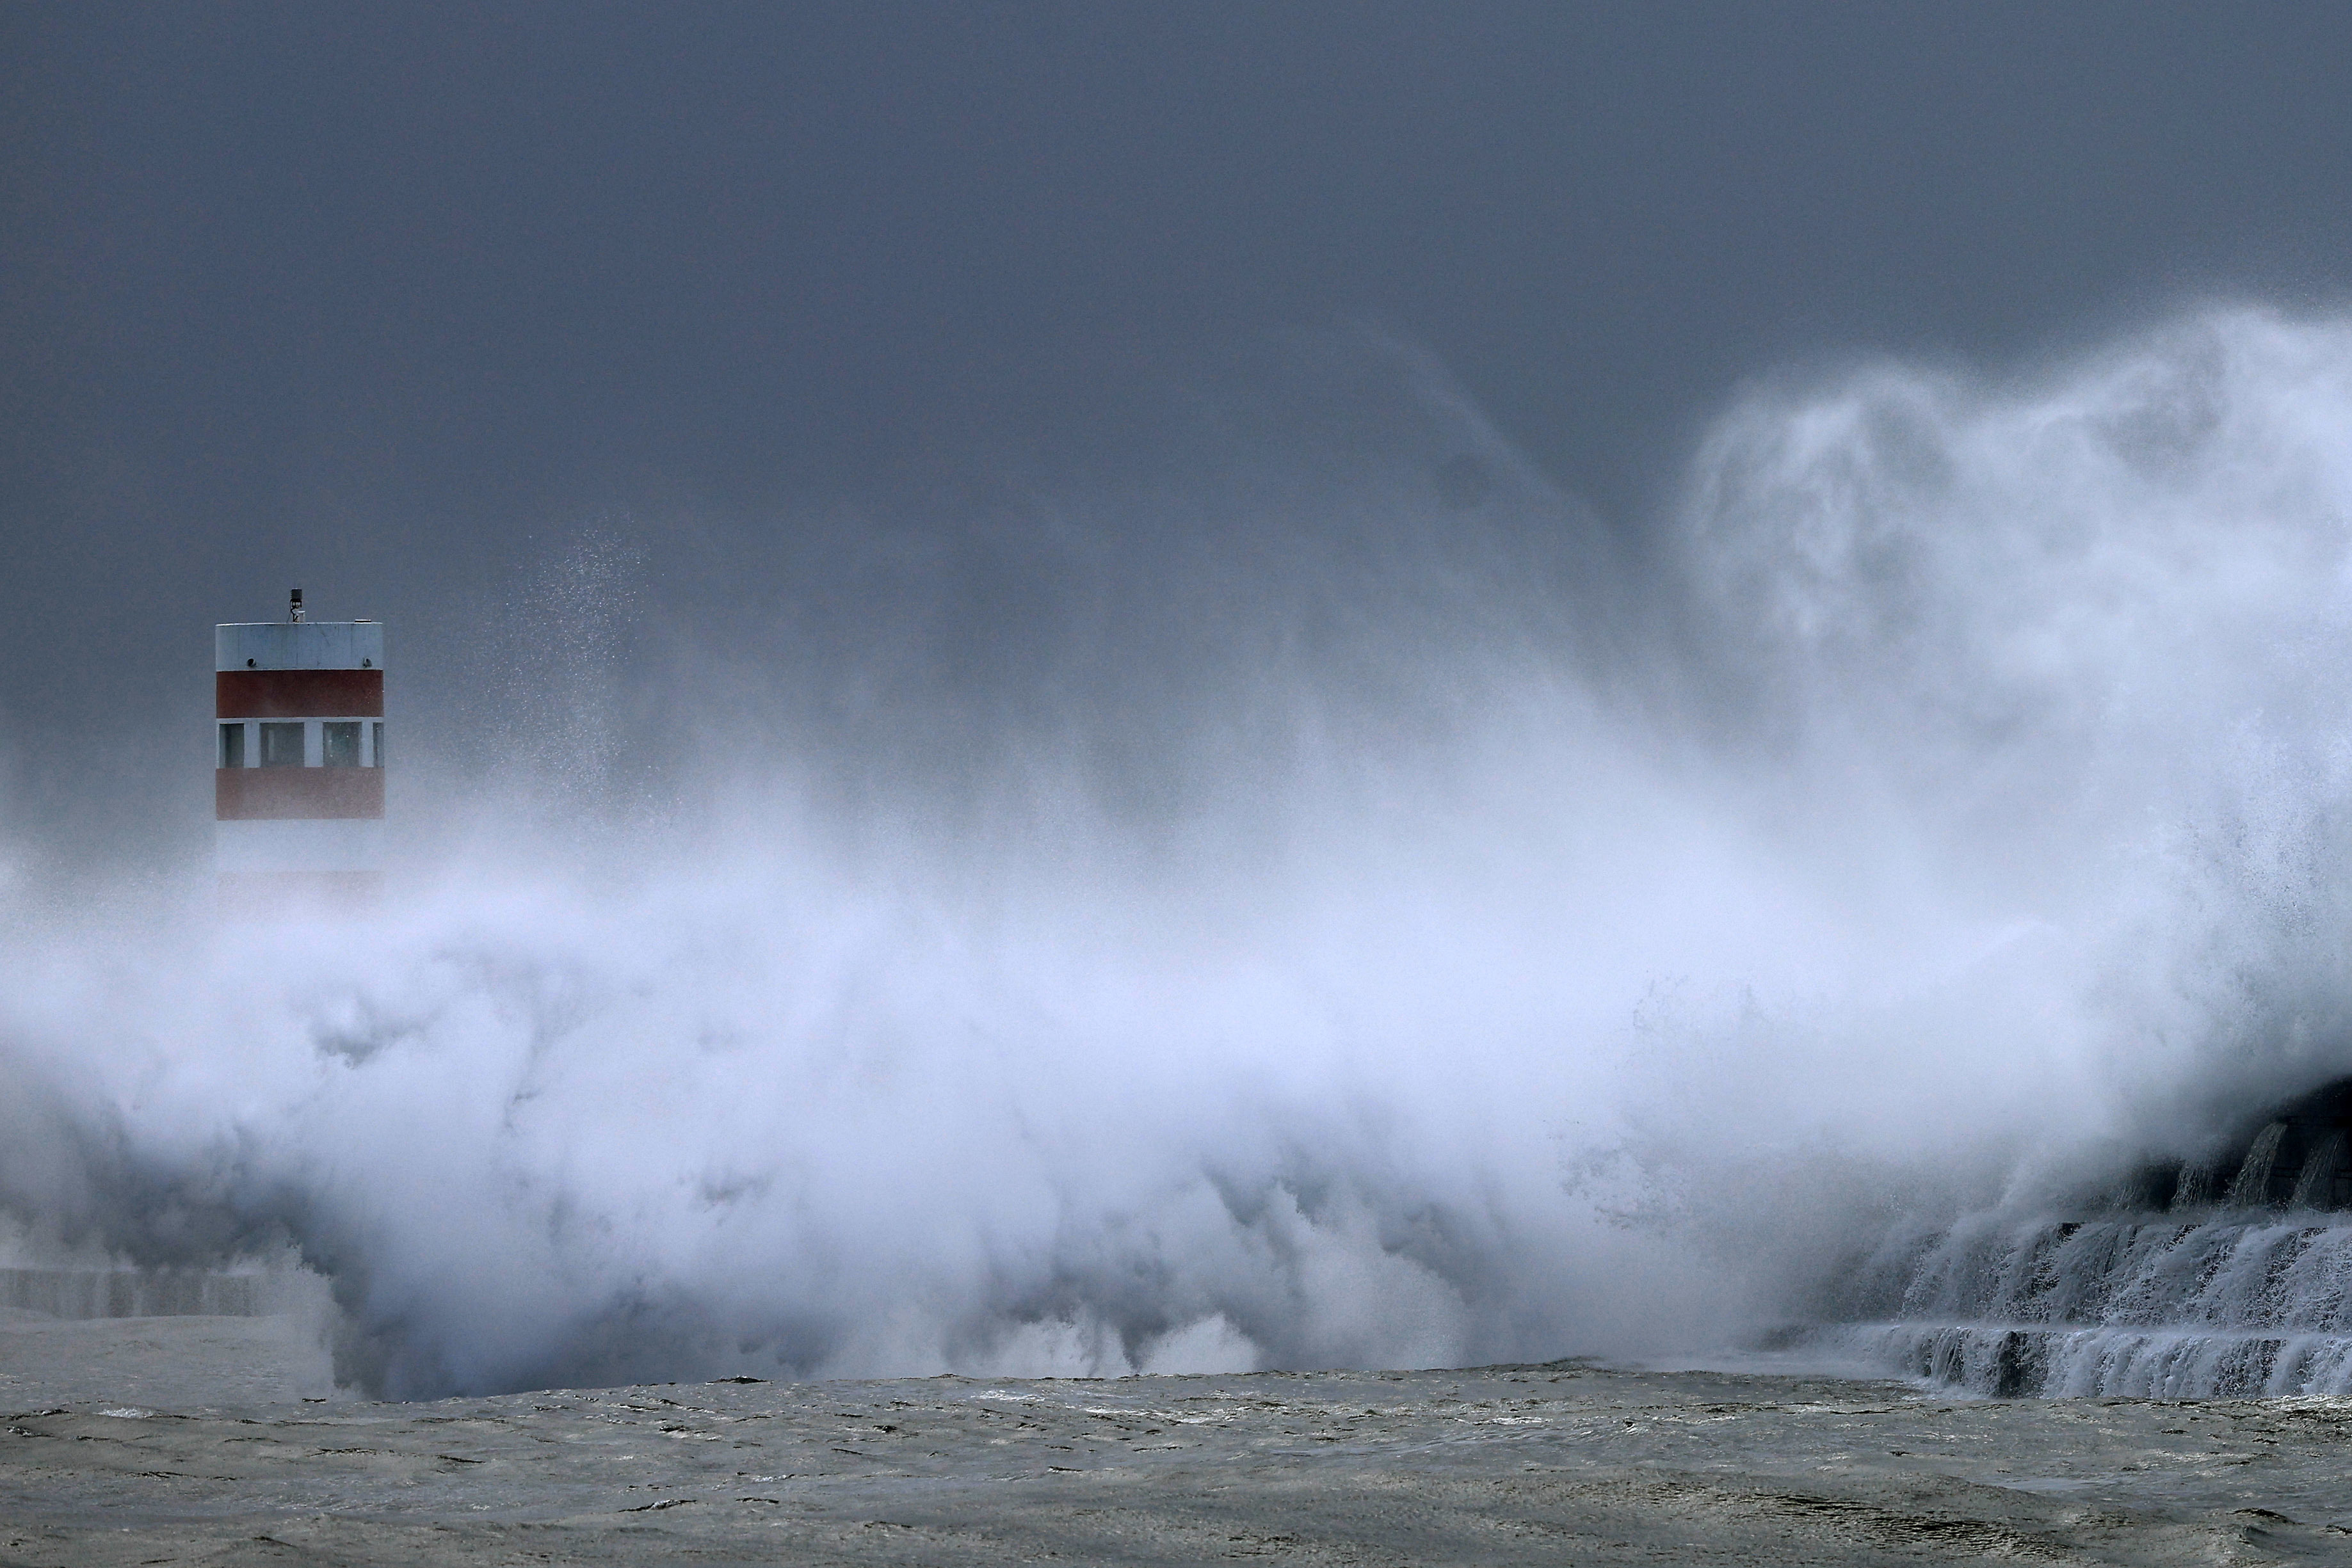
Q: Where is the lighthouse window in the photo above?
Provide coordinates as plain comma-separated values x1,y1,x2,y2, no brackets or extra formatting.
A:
260,722,305,767
322,721,362,767
371,721,384,768
218,723,245,768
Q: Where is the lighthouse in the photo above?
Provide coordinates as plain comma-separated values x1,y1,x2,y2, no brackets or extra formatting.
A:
215,589,385,906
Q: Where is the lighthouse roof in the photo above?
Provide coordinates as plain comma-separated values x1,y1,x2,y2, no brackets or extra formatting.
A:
216,621,385,672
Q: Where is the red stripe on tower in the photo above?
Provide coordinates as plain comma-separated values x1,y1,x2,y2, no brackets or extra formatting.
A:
216,590,386,909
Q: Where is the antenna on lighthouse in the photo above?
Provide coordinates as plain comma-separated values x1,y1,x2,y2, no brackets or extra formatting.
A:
289,588,304,623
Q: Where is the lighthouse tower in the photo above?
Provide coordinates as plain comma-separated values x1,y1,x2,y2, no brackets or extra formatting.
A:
214,589,385,906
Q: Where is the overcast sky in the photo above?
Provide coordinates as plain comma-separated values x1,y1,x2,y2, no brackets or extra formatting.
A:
8,3,2352,852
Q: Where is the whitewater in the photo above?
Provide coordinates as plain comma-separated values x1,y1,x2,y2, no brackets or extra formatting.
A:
9,306,2352,1401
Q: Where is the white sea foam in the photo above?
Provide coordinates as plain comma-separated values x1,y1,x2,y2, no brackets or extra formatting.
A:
8,310,2352,1397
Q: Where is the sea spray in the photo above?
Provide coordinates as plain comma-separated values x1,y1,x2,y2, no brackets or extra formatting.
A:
7,311,2352,1395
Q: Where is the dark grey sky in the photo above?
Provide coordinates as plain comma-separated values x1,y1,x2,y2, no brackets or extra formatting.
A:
7,3,2352,853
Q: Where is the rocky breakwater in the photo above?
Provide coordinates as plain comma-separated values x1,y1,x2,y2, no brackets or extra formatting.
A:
1806,1078,2352,1397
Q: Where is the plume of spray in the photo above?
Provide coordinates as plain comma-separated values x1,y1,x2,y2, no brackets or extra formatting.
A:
1627,307,2352,1315
7,312,2352,1396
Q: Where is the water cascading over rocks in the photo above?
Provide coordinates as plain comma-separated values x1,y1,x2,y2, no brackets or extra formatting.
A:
1807,1080,2352,1397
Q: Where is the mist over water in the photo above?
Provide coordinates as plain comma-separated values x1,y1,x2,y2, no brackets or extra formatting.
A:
9,309,2352,1398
